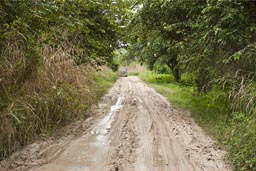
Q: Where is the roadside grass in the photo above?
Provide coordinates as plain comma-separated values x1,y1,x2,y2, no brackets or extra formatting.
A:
127,63,146,76
139,71,256,171
139,71,175,84
0,47,118,160
140,71,229,136
128,71,140,76
94,66,118,100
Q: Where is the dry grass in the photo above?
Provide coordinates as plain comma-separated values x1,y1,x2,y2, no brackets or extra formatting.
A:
127,63,146,76
0,43,116,159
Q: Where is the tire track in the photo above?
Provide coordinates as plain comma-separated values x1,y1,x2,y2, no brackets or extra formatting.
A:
4,76,230,171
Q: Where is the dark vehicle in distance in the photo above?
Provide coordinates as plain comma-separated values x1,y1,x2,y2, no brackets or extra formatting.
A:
119,67,128,77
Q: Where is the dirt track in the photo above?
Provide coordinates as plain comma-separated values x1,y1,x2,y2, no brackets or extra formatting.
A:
1,76,230,171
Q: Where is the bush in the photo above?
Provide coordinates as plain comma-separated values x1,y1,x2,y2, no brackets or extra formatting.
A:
180,72,195,85
139,71,175,84
94,66,118,100
128,71,140,76
225,113,256,171
0,46,118,159
0,0,121,159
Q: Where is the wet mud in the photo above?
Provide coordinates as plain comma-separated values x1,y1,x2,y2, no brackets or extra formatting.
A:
0,76,230,171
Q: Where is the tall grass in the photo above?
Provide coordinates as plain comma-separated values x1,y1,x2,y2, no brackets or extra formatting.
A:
139,71,174,83
0,44,117,159
127,62,146,76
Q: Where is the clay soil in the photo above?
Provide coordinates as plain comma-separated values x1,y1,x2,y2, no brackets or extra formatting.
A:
0,76,230,171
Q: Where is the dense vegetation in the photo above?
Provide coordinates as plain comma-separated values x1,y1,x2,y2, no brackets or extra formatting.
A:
0,0,125,159
1,0,256,170
125,1,256,170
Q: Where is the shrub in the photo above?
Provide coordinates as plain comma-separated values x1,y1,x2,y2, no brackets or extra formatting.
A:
0,45,117,159
139,71,175,84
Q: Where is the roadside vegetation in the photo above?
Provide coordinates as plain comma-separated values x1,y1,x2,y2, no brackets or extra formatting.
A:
0,0,123,160
139,71,256,171
123,1,256,170
1,0,256,170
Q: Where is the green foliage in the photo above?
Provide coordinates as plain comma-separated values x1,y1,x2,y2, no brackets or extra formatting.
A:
225,114,256,171
0,0,125,67
139,71,174,84
94,67,118,99
0,0,124,159
128,71,140,76
127,0,256,89
113,48,130,66
127,2,256,169
180,72,195,86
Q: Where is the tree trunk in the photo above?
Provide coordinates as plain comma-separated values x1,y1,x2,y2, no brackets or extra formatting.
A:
173,68,180,82
166,57,180,82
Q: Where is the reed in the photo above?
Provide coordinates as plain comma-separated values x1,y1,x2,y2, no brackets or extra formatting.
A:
0,43,117,159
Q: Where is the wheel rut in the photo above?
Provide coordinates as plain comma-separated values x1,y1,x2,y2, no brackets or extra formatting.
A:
1,76,230,171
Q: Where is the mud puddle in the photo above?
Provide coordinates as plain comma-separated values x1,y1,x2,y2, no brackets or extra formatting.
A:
30,95,126,171
90,94,125,140
0,76,231,171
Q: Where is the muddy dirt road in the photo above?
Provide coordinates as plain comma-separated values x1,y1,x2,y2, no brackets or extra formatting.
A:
1,76,230,171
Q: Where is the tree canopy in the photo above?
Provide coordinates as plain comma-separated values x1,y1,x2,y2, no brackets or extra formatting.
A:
125,2,256,170
126,0,256,92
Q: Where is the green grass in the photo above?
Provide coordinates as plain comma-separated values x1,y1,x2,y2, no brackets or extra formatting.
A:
128,71,140,76
94,67,118,99
139,71,256,171
139,71,175,83
149,83,194,108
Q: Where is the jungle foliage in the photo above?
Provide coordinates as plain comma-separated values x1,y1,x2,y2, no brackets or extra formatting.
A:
1,0,256,170
126,0,256,170
0,0,125,159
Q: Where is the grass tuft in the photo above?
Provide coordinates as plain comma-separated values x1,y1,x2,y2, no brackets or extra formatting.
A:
0,45,117,159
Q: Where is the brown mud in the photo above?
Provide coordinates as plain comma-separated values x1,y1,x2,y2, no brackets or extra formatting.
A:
0,76,230,171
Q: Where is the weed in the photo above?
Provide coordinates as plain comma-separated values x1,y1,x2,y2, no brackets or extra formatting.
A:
0,45,117,159
140,71,175,84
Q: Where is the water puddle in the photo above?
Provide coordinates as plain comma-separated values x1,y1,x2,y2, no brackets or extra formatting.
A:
90,95,125,144
34,95,126,171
